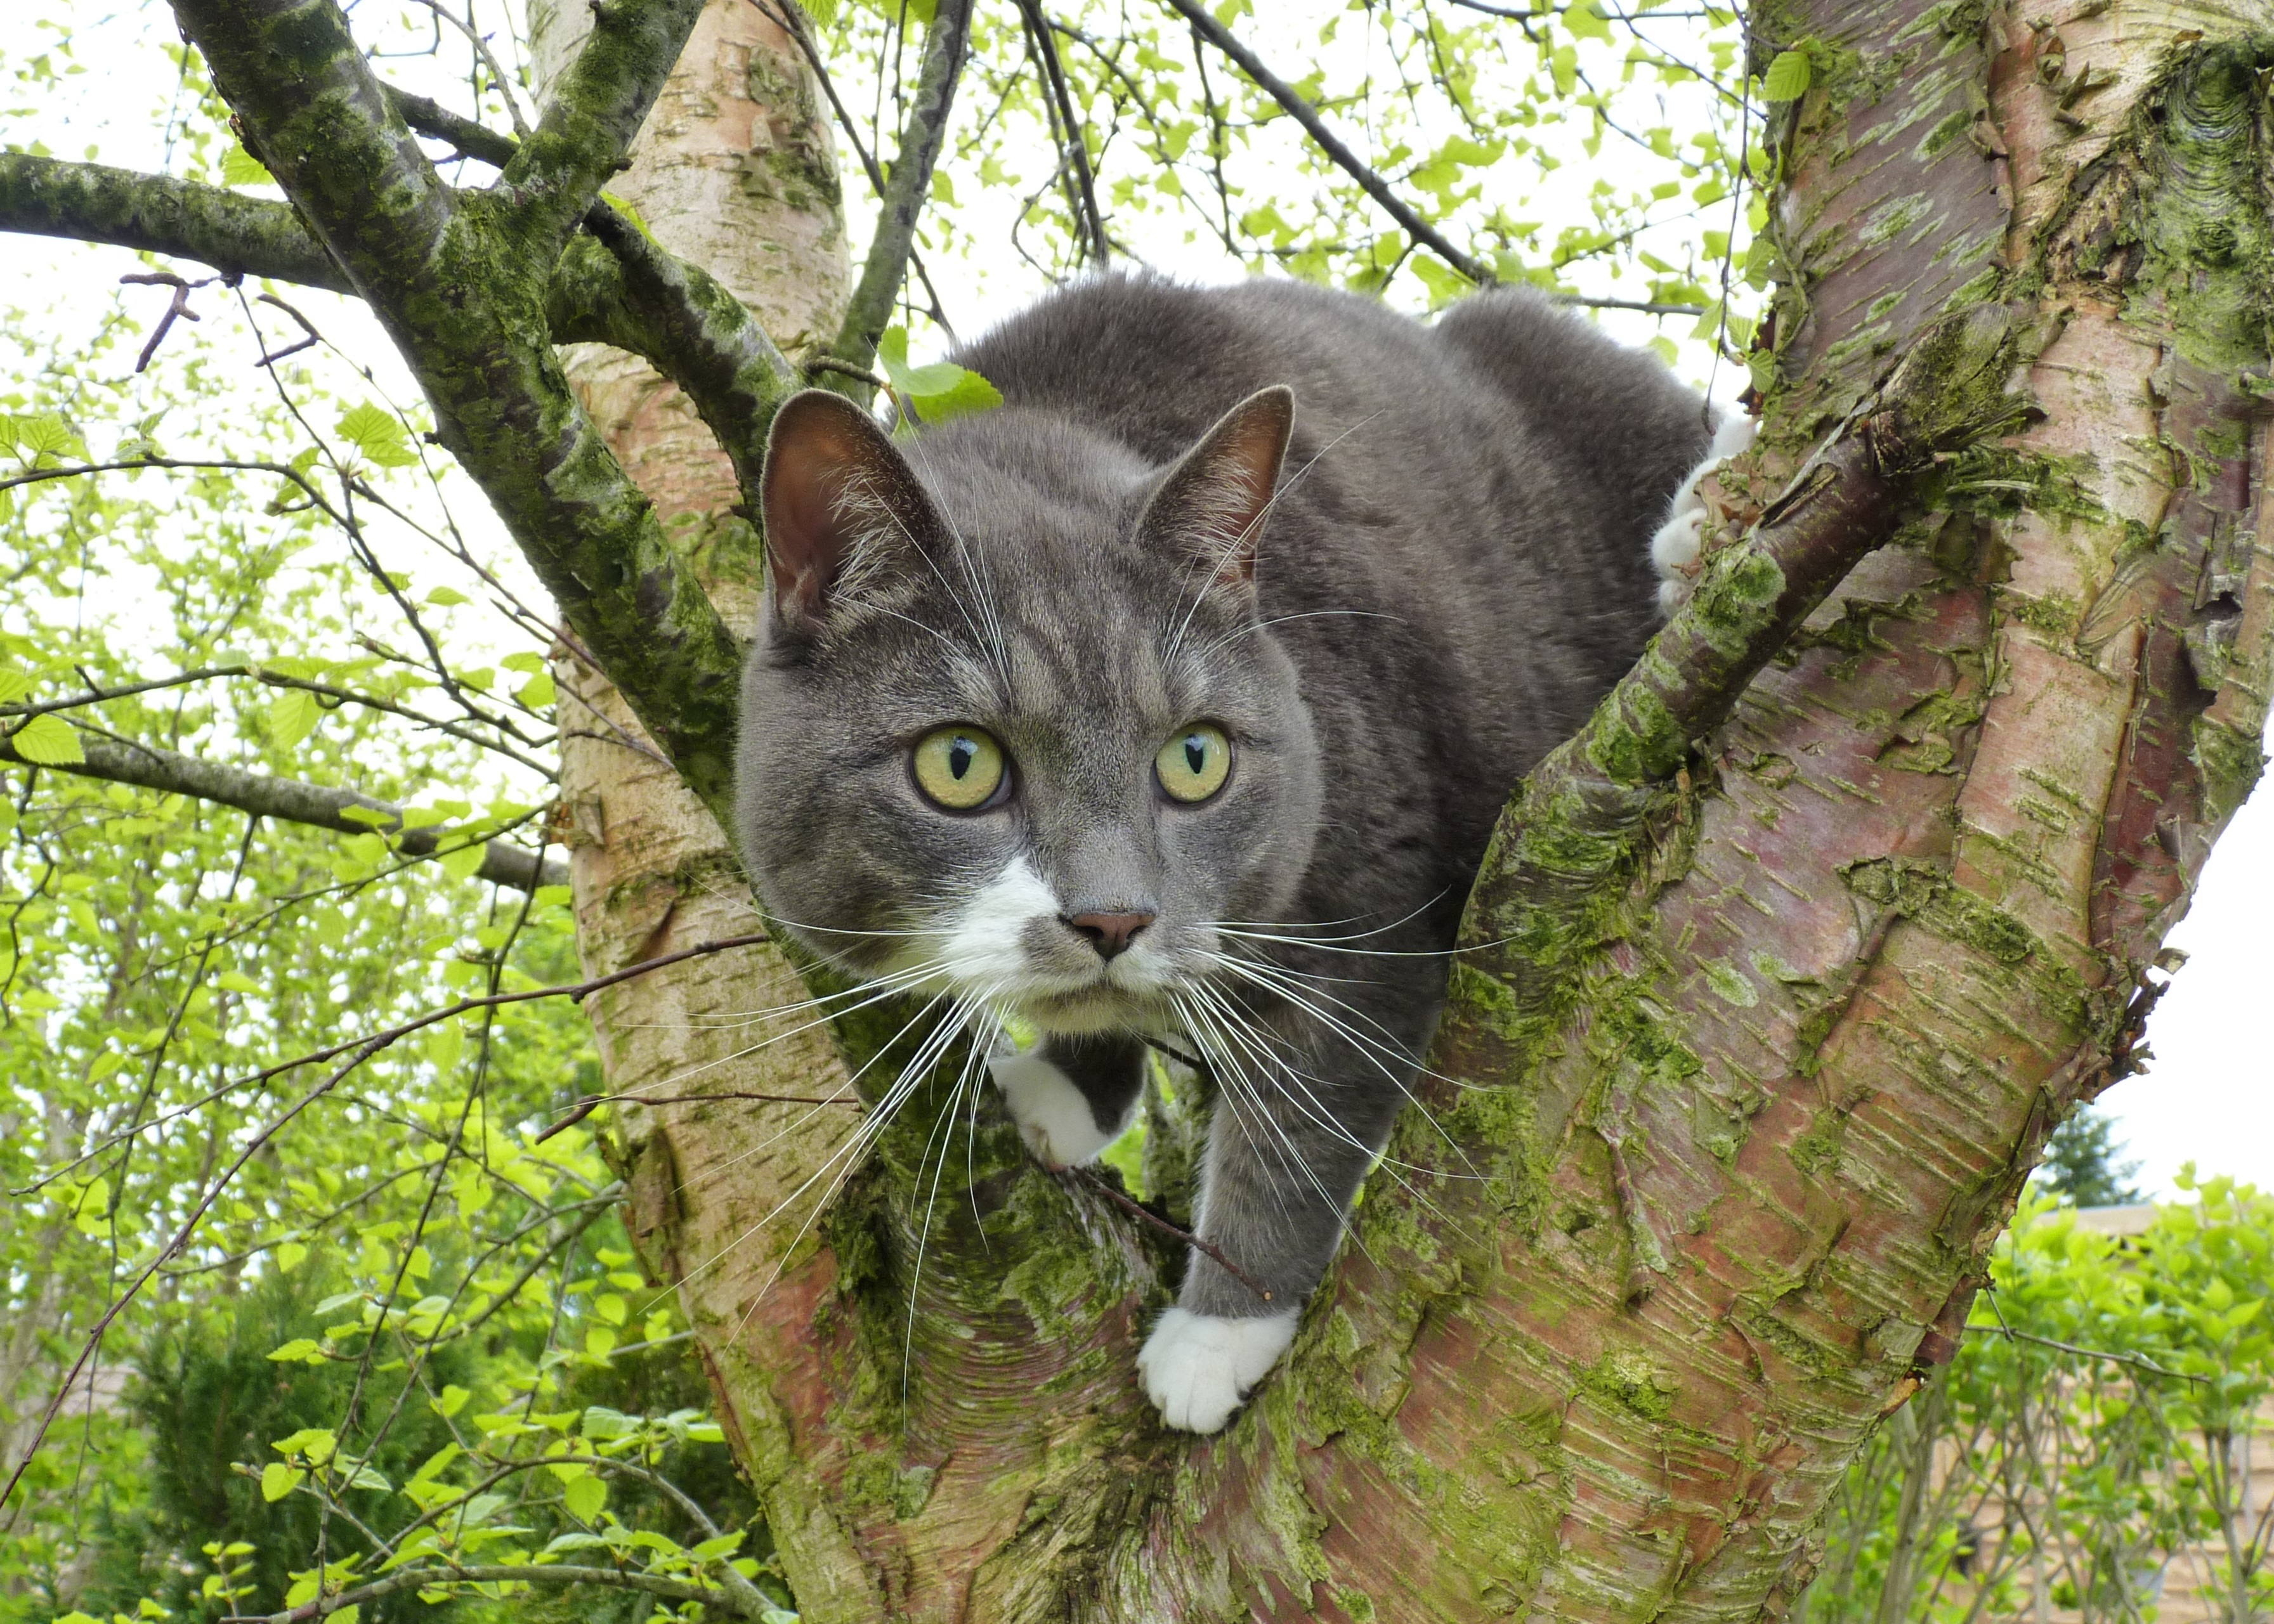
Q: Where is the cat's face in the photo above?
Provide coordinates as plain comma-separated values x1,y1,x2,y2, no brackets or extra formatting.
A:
735,388,1321,1036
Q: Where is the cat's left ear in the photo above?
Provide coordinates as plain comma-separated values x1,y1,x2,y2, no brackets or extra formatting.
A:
760,388,940,630
1139,386,1294,602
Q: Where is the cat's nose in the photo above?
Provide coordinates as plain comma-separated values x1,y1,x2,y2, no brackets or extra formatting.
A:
1064,911,1155,960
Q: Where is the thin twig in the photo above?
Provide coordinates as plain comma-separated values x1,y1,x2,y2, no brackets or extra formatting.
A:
121,271,211,372
1066,1167,1273,1304
1978,1285,2205,1386
1156,0,1493,285
537,1088,859,1143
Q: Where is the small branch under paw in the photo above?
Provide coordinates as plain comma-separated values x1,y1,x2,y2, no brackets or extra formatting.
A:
1064,1167,1273,1303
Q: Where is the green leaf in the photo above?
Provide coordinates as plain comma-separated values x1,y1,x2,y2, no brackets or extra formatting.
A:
1563,2,1613,43
272,1427,336,1463
795,0,837,21
0,668,34,704
906,370,1004,425
514,670,556,709
275,1242,308,1272
562,1472,607,1524
261,1462,304,1502
266,1338,320,1362
1763,49,1812,102
10,713,84,765
439,840,488,881
268,689,322,751
221,144,273,187
335,403,419,469
432,1384,471,1419
423,587,469,607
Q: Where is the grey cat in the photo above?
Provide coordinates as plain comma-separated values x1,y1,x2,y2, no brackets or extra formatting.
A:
735,273,1739,1432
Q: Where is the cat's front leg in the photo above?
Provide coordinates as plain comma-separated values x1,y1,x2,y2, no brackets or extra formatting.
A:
1137,1010,1411,1432
988,1030,1146,1170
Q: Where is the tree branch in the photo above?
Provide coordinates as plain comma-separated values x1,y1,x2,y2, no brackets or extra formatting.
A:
175,0,748,825
0,729,565,892
494,0,706,249
562,214,799,509
825,0,974,383
0,151,350,292
388,86,519,167
1156,0,1494,285
1452,302,2022,1062
254,1561,763,1623
1016,0,1110,268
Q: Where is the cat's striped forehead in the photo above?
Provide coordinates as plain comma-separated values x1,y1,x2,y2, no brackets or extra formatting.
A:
888,529,1238,731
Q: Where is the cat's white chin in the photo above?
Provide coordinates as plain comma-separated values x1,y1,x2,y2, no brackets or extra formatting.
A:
1137,1307,1298,1433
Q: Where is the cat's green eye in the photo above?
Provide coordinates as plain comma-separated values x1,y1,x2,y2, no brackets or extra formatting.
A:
1156,724,1232,803
913,726,1007,810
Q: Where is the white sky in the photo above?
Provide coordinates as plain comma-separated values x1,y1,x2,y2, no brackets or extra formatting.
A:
6,2,2266,1200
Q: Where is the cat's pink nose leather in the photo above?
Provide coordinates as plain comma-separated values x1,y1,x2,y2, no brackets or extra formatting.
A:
1066,911,1154,959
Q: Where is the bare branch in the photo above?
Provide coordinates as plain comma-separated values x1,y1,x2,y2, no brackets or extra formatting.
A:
1015,0,1111,268
1156,0,1495,285
0,729,565,892
825,0,975,383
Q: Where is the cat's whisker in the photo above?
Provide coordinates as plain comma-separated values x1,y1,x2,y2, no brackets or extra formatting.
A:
603,958,944,1034
903,1001,1004,1404
1181,982,1404,1184
617,961,957,1105
1203,949,1480,1099
1180,984,1475,1242
1191,608,1409,663
1199,952,1489,1180
1174,989,1340,1219
664,956,1001,1202
1210,890,1452,944
690,989,983,1329
653,991,958,1308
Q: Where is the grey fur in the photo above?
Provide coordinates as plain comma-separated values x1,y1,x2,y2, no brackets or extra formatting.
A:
736,273,1711,1323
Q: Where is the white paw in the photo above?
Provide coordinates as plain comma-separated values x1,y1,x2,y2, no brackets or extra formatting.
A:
1135,1307,1298,1433
988,1046,1114,1170
1652,410,1757,615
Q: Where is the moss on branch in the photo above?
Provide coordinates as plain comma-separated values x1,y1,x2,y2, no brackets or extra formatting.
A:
174,0,748,822
494,0,705,249
0,151,350,291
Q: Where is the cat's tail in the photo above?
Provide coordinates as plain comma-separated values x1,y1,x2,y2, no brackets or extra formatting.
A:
1650,409,1758,616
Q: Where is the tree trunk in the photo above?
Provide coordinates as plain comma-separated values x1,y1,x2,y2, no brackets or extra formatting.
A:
603,1,2272,1618
520,12,882,1580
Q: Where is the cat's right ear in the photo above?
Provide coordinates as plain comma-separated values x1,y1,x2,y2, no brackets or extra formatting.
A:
1139,386,1295,605
761,389,938,630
